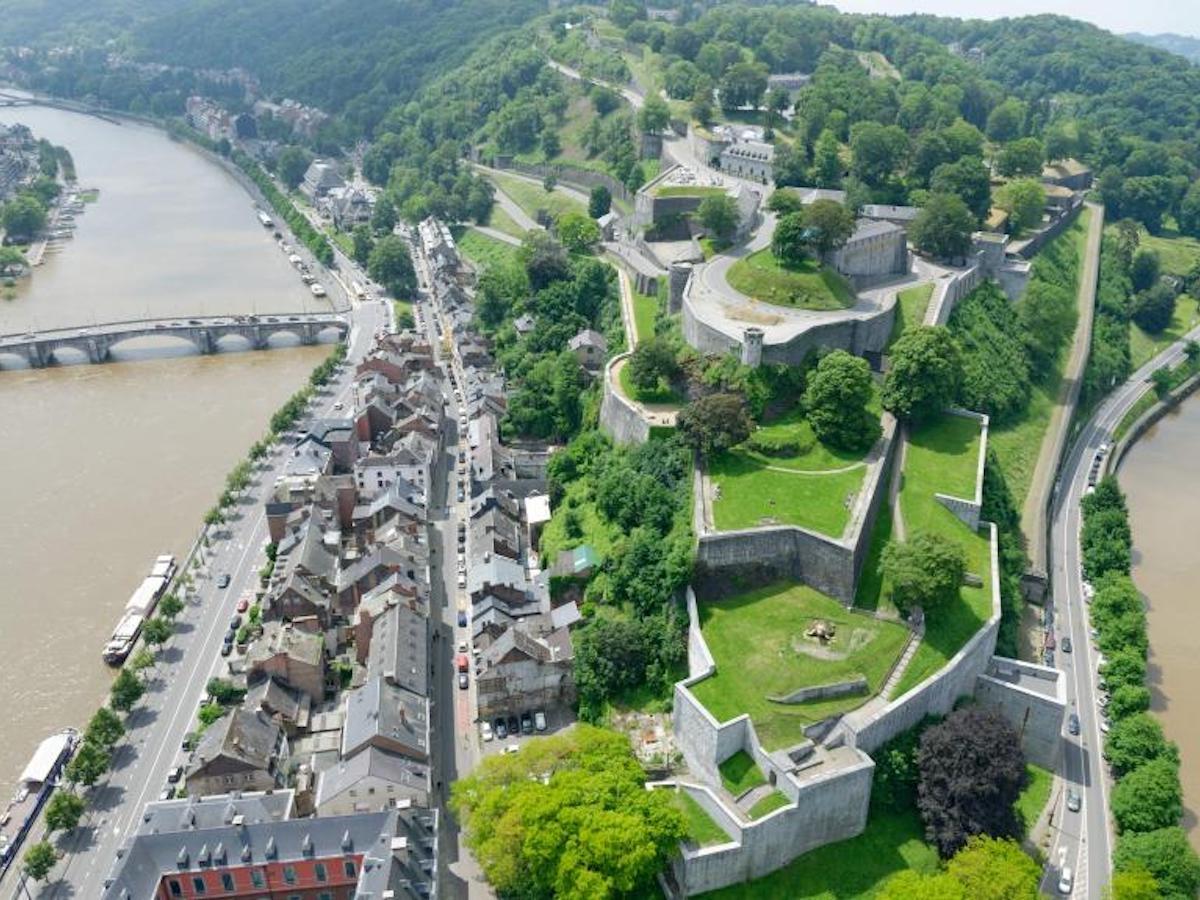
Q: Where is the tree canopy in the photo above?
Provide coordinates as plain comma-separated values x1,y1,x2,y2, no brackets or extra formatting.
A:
805,350,880,452
882,326,964,421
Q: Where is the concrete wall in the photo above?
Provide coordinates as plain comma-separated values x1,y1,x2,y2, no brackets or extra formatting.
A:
598,353,651,445
1012,198,1083,260
974,657,1066,771
928,262,985,326
826,228,908,279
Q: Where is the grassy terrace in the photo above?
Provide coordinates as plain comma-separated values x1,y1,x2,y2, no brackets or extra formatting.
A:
454,227,520,271
690,583,911,750
892,414,992,698
1130,294,1199,369
488,171,586,223
632,286,659,343
726,249,856,311
890,282,934,347
617,358,684,406
708,405,876,537
748,791,790,820
483,204,527,240
669,791,731,848
719,751,766,796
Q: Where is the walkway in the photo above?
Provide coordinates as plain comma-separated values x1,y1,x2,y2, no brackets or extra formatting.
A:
471,225,522,247
1021,202,1104,575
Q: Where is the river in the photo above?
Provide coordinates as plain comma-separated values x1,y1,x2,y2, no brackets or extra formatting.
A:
0,104,328,798
1121,394,1200,846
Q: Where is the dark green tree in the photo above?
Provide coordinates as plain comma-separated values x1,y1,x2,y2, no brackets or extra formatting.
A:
882,326,964,421
882,532,967,616
368,235,417,297
910,194,975,260
677,393,753,456
588,185,612,219
805,350,880,452
276,146,312,190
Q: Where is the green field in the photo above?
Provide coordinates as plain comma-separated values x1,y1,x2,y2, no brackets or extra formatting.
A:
892,414,993,698
488,171,586,223
669,790,732,848
455,227,520,271
719,751,766,796
1016,764,1053,835
1130,293,1200,368
483,203,527,240
618,358,684,405
726,249,855,311
632,287,659,342
1139,225,1200,277
748,790,791,820
690,583,911,750
890,283,935,347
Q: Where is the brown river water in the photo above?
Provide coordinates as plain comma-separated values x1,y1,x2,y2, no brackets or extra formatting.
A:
0,104,327,797
1121,395,1200,846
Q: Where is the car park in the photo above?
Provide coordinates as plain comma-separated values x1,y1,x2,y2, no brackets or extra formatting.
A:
534,710,547,732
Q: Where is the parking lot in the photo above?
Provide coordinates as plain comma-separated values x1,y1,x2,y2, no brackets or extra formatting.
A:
477,705,576,757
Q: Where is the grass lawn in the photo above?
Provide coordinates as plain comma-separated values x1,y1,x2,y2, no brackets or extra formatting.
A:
700,808,938,899
853,504,897,615
1130,293,1200,369
669,790,732,847
893,414,993,698
726,249,855,311
489,171,586,223
890,283,935,347
691,583,911,750
748,790,791,820
393,299,413,327
1138,225,1200,277
719,751,766,797
483,203,527,240
632,287,659,343
455,227,520,271
618,358,684,405
1017,764,1053,836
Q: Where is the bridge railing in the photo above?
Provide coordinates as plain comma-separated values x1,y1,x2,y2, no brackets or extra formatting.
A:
0,312,347,341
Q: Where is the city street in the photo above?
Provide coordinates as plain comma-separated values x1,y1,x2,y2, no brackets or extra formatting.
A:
1042,321,1200,899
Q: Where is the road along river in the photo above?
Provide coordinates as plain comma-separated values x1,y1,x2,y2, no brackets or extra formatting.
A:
0,102,330,798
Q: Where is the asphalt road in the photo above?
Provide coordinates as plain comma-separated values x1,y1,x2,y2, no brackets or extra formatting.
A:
6,297,384,900
1042,321,1200,899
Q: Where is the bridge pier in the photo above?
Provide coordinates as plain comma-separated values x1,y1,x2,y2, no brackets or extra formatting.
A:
85,338,109,364
26,343,48,368
301,323,318,346
251,324,269,350
195,329,216,355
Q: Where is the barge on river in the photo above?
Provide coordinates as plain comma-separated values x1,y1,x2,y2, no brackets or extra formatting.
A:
101,554,176,665
0,728,79,880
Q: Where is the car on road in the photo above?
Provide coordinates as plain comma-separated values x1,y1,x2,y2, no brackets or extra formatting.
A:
481,722,493,742
1058,866,1073,895
521,712,533,735
188,319,202,325
457,610,468,628
159,786,174,801
494,718,508,740
333,401,344,410
457,574,466,589
458,672,469,690
236,596,250,613
457,489,465,502
1068,713,1080,736
1061,637,1072,653
534,710,547,732
1066,790,1082,812
457,640,468,653
217,573,231,588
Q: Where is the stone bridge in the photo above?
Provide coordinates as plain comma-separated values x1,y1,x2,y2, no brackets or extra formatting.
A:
0,313,349,368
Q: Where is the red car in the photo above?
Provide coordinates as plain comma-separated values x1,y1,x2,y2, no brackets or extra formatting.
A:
236,595,251,613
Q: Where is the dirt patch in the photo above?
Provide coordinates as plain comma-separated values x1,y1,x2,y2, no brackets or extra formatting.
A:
727,302,783,325
789,626,876,661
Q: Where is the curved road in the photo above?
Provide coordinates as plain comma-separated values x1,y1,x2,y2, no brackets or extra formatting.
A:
1045,321,1200,899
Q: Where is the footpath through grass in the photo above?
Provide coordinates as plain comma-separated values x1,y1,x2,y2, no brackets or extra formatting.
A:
691,583,910,750
488,171,586,223
893,414,992,698
726,249,856,311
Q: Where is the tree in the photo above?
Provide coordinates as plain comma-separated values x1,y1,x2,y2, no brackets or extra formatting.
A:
878,871,965,900
158,592,184,620
805,350,880,452
1132,282,1176,333
1112,758,1183,834
199,702,226,727
371,193,398,235
1106,713,1178,777
910,194,975,260
994,179,1045,234
1101,651,1148,695
812,129,843,188
696,194,739,243
451,724,686,900
2,194,47,241
637,93,670,134
930,157,992,222
995,138,1045,177
556,211,601,253
1130,249,1161,292
368,235,417,297
110,667,146,712
65,739,111,786
0,244,28,273
944,836,1041,900
917,706,1027,857
22,841,57,882
1114,827,1200,900
84,707,125,748
143,616,173,648
45,790,86,832
803,200,856,255
1105,866,1161,900
129,647,156,672
719,61,768,111
276,145,312,190
849,121,909,187
588,185,612,219
771,211,811,266
882,326,964,421
767,190,803,216
677,393,753,456
627,338,678,392
986,99,1024,142
351,224,374,266
882,532,967,616
591,86,620,116
1178,180,1200,239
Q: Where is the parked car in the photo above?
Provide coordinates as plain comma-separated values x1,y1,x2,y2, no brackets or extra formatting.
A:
223,628,236,646
457,640,468,653
534,710,547,732
1058,866,1073,895
167,765,185,784
1066,790,1081,812
221,643,233,657
229,614,242,630
494,718,508,740
457,573,466,589
159,785,174,801
457,610,468,628
458,672,469,690
236,596,250,613
217,573,231,589
521,713,533,735
1068,714,1080,736
481,722,494,742
507,715,520,736
1062,637,1072,653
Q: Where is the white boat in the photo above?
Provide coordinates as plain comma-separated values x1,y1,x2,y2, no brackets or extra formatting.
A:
0,729,79,877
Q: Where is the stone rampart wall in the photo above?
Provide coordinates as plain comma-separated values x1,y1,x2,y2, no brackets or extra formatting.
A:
1012,198,1084,260
598,353,650,445
974,658,1066,770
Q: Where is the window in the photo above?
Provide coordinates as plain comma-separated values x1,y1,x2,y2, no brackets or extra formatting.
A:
251,870,265,889
221,872,235,891
318,893,333,900
314,862,327,882
344,860,357,878
283,865,297,884
168,880,182,898
192,876,207,894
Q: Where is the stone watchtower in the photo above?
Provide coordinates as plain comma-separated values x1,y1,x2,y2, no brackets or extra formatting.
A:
668,262,692,314
741,327,764,368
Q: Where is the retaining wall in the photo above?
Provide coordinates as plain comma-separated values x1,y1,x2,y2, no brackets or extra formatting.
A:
490,156,632,206
927,262,985,326
1011,197,1084,260
598,353,651,445
974,657,1066,771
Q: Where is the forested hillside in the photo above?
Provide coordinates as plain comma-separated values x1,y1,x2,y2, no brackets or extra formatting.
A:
1125,32,1200,65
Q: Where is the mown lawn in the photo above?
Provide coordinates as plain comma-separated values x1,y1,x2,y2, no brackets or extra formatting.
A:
668,790,732,847
483,203,527,240
892,414,993,698
727,249,856,311
748,790,791,820
632,287,659,343
1130,293,1199,369
719,751,766,796
691,583,910,750
1139,224,1200,276
890,282,935,347
488,171,586,223
455,227,520,271
700,808,938,900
